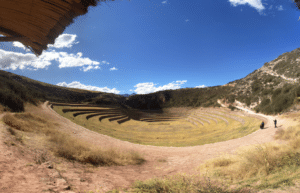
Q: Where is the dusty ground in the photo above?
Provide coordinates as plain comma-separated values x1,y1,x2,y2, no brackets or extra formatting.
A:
0,102,294,192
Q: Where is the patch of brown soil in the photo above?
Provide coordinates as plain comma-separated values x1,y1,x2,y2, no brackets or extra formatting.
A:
0,119,75,193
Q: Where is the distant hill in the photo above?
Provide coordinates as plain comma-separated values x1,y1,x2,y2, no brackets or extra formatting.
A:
121,93,136,97
1,47,300,114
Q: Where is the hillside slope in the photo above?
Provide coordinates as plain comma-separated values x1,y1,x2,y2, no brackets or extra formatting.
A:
224,48,300,114
0,70,122,112
1,47,300,114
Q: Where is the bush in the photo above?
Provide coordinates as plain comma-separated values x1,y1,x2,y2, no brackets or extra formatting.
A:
251,80,261,93
229,105,236,111
294,86,300,97
245,97,251,106
272,94,294,113
260,98,270,107
0,90,24,112
262,89,273,96
264,76,274,83
272,88,282,100
282,84,294,94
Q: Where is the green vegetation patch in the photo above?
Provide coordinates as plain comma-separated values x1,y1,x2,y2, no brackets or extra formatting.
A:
255,84,299,114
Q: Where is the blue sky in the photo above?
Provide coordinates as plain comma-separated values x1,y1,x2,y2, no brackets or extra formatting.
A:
1,0,300,94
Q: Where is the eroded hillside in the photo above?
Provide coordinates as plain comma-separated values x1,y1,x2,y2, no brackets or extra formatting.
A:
223,48,300,114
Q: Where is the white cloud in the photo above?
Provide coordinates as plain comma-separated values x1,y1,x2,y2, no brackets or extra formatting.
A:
228,0,265,12
185,19,190,22
195,85,206,88
133,80,187,94
0,49,102,71
55,52,100,69
48,34,78,49
277,5,283,11
83,65,100,72
12,42,30,52
57,81,120,94
0,33,110,72
110,67,118,71
0,50,50,70
162,1,167,4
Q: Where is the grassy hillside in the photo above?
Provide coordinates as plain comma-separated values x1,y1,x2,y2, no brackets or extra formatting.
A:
0,71,45,112
0,70,107,112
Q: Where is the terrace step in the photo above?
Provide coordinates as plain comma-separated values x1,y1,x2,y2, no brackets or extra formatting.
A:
196,112,229,125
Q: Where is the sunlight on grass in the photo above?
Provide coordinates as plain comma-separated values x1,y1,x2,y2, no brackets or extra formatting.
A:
52,105,262,147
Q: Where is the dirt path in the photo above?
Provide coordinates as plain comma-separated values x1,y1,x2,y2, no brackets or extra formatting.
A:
0,113,75,193
262,68,298,83
36,101,286,192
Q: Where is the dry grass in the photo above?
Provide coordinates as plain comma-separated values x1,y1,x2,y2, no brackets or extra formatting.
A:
129,174,252,193
3,113,53,133
3,112,145,166
198,125,300,190
49,132,145,166
274,127,300,140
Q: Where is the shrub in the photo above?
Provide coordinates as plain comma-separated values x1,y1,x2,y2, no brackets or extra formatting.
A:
227,95,236,103
294,86,300,97
272,88,282,101
245,98,251,106
262,89,273,96
282,84,294,94
0,90,24,112
272,94,294,113
260,98,270,107
229,105,236,111
251,80,261,93
264,76,274,83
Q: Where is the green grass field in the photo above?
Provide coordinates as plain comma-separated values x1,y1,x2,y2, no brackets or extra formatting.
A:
52,103,262,147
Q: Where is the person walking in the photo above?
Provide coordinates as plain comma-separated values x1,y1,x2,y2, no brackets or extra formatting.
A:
274,119,277,128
